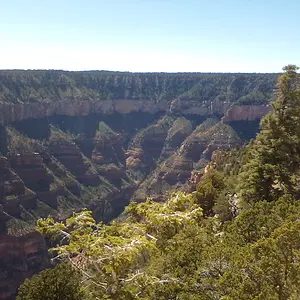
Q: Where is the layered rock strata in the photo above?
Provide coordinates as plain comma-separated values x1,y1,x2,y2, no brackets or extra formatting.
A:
0,70,278,299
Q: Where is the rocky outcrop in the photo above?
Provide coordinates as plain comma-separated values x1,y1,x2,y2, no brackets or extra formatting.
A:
10,154,53,193
222,105,272,122
49,142,100,186
157,157,194,185
132,119,242,202
0,231,49,300
0,156,37,218
91,127,127,183
162,118,193,158
180,121,241,161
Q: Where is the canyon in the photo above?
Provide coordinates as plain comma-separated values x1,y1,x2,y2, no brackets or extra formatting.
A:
0,70,277,299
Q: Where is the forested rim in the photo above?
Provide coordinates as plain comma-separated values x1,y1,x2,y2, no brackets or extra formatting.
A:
0,70,277,104
17,65,300,300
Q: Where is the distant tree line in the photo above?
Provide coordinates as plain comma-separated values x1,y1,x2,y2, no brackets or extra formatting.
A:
0,70,277,104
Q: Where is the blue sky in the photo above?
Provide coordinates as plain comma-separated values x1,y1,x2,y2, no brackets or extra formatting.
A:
1,0,299,72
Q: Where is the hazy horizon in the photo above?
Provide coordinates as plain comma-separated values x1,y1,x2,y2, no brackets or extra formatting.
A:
0,68,282,74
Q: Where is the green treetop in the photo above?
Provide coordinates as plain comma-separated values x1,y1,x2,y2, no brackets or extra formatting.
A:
238,65,300,204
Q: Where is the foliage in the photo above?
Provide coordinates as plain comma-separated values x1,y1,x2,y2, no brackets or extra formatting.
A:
7,127,44,155
48,125,75,145
131,116,174,149
0,70,277,104
36,190,300,299
221,217,300,300
6,217,35,237
237,91,271,105
97,121,116,135
165,117,193,148
36,193,202,299
193,170,225,216
17,262,86,300
238,65,300,204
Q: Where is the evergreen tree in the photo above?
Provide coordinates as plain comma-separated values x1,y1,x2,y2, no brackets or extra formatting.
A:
239,65,300,204
193,170,225,216
17,262,86,300
221,220,300,300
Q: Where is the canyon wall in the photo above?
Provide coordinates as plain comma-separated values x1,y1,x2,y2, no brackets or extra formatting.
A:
0,70,277,125
0,70,278,299
0,99,272,125
222,104,271,122
0,232,49,300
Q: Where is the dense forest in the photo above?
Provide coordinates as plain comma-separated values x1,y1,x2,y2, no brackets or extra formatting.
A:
16,65,300,300
0,70,277,105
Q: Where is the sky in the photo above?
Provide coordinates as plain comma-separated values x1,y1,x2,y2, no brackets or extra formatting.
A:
0,0,299,73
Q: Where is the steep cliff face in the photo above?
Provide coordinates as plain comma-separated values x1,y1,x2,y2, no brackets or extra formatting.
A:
0,70,278,299
0,70,277,125
222,104,271,122
0,100,170,125
0,156,49,300
0,232,49,300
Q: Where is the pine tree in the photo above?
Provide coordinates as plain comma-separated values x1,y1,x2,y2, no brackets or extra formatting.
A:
239,65,300,204
193,170,225,216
